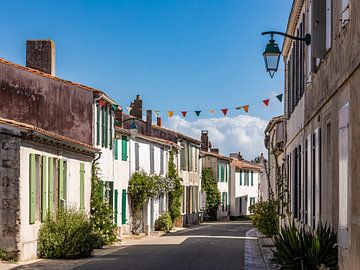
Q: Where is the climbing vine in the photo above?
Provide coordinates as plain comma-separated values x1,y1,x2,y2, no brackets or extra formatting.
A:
168,150,182,223
201,168,221,220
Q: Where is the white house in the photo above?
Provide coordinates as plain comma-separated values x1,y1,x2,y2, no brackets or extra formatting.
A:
229,155,261,217
0,117,98,261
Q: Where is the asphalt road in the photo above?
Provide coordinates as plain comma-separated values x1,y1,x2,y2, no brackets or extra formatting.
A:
75,221,253,270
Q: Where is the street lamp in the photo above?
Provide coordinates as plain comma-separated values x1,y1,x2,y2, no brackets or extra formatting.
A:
261,31,311,78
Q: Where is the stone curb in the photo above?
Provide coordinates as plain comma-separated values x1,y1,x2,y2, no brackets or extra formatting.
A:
244,228,267,269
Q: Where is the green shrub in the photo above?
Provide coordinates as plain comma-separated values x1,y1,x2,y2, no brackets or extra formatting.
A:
168,150,182,222
38,208,97,259
0,248,6,260
273,222,338,269
90,162,117,246
155,212,173,232
201,168,221,220
249,199,278,236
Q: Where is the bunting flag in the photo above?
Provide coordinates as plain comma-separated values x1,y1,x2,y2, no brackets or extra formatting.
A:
154,110,159,117
209,109,216,115
168,111,174,118
263,99,270,106
276,94,283,102
195,111,201,117
98,99,106,107
243,105,249,113
221,109,228,116
126,106,132,113
181,111,187,117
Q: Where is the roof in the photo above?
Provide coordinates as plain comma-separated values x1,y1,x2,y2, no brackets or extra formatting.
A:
264,115,285,134
152,125,202,145
230,159,262,171
0,57,117,104
0,117,99,154
115,126,180,150
200,150,232,161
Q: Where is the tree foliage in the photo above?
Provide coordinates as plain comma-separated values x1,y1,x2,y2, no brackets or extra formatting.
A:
90,162,117,246
249,199,279,237
201,168,220,220
168,150,182,222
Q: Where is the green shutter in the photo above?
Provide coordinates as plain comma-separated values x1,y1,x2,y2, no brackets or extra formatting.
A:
114,189,118,225
226,164,229,182
221,163,225,182
121,136,128,161
218,163,221,182
225,192,228,211
251,171,254,186
96,103,100,145
41,156,47,221
80,163,85,210
222,192,225,211
121,189,127,224
58,159,64,208
105,106,108,148
114,139,118,160
239,170,242,185
109,109,113,149
48,157,54,214
101,106,105,147
29,154,36,224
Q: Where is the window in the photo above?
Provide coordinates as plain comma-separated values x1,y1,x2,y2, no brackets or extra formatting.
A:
121,189,127,224
135,143,140,171
104,106,108,148
79,163,85,210
150,145,155,174
188,145,193,171
250,197,256,207
160,148,164,175
101,106,105,147
180,142,188,171
239,170,243,185
338,103,349,249
218,162,225,182
250,171,253,186
109,109,113,149
312,0,327,62
121,135,128,161
96,103,100,145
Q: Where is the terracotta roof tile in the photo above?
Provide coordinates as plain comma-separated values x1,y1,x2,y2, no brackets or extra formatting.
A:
230,159,261,170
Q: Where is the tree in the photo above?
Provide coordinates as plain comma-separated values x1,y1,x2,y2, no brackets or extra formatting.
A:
201,168,221,220
168,150,182,223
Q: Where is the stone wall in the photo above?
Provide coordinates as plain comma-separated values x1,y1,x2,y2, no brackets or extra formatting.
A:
0,131,21,259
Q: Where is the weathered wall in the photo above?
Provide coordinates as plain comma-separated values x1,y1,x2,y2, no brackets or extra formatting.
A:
0,62,94,145
0,131,20,259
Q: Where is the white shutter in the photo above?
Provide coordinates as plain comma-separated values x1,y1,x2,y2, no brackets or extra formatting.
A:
307,135,312,226
314,128,321,228
325,0,332,50
338,103,349,249
307,1,313,82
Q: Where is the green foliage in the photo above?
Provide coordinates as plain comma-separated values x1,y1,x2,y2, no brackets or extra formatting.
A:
90,162,117,247
201,168,221,220
272,222,338,269
0,248,6,260
38,208,97,259
249,199,278,236
155,212,173,232
168,150,182,222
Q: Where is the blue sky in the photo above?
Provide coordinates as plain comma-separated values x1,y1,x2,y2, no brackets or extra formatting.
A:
0,0,292,158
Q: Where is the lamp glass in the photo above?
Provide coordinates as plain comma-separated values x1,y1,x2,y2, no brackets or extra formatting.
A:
263,39,281,78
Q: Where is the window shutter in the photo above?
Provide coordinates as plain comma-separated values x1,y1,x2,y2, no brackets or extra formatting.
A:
251,171,254,186
101,106,105,147
109,109,113,149
114,139,118,160
221,163,225,182
312,0,327,59
222,192,225,211
239,170,242,185
80,163,85,210
58,159,65,208
48,157,54,214
150,145,155,174
114,189,118,225
41,156,47,221
121,189,127,224
96,103,100,145
135,143,140,171
105,106,108,148
160,148,164,175
29,154,36,224
122,136,128,161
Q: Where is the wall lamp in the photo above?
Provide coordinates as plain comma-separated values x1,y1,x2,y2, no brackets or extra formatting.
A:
262,31,311,78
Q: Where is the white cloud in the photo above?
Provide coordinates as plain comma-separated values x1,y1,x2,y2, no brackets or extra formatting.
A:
165,115,268,161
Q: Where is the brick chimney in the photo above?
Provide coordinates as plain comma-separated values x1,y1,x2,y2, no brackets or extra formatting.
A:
201,130,209,151
130,95,142,119
146,109,152,136
115,109,124,127
230,152,243,160
26,40,56,75
157,117,162,127
210,148,219,154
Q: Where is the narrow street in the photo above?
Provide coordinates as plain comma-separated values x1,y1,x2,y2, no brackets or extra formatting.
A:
75,221,253,270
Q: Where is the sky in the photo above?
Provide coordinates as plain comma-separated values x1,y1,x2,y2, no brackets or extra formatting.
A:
0,0,292,160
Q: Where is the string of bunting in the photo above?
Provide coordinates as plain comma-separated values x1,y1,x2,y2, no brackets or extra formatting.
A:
152,93,283,118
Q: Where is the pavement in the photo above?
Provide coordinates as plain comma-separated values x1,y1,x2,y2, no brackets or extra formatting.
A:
1,221,272,270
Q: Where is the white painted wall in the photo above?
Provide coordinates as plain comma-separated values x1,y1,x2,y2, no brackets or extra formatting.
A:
18,142,92,261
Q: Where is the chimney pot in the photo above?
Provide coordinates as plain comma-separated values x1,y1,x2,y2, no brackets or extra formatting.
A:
210,148,219,154
157,117,162,127
201,130,210,151
146,110,152,136
26,40,56,75
130,94,143,119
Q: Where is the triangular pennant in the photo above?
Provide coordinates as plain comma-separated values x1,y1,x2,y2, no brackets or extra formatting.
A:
154,111,159,117
243,105,249,113
181,111,187,117
168,111,174,118
195,111,201,117
263,99,270,106
235,106,242,110
221,109,228,116
126,106,132,113
209,109,216,115
276,94,283,102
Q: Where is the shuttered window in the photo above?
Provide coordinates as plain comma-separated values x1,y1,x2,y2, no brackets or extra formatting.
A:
109,109,113,149
121,189,127,224
250,171,254,186
29,154,36,224
104,106,108,148
80,163,85,210
41,156,47,221
239,170,243,185
150,145,155,174
114,139,118,160
114,189,118,225
222,192,225,211
96,103,100,145
160,148,164,175
48,157,54,214
121,136,128,161
135,143,140,171
101,106,105,147
58,159,66,208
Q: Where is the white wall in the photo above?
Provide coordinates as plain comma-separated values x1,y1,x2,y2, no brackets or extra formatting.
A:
19,142,92,261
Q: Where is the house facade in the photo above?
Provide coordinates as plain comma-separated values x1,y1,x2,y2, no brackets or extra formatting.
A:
229,153,261,217
283,1,360,269
0,117,97,261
